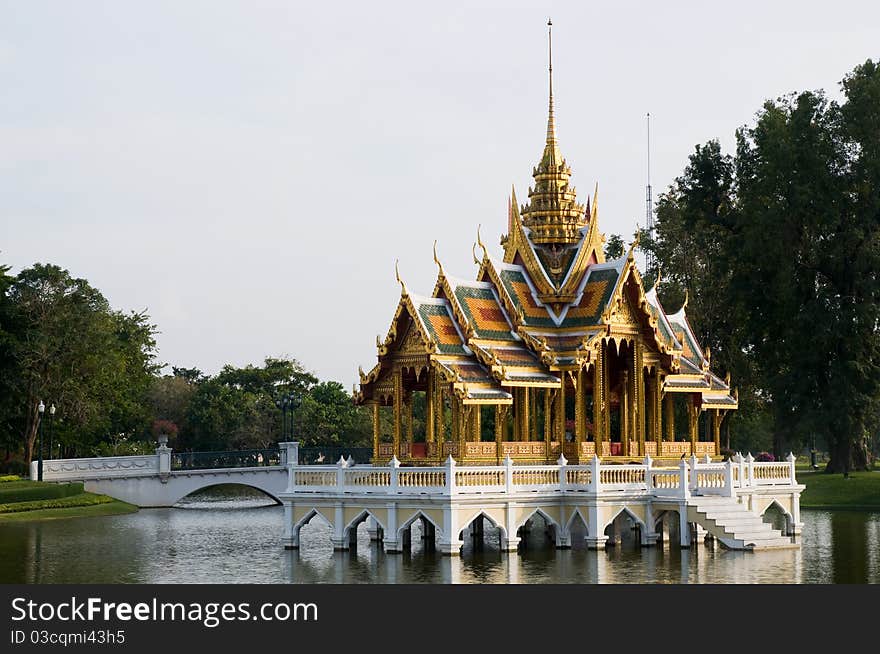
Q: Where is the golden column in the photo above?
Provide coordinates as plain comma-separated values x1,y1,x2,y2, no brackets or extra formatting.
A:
512,390,521,442
393,367,403,457
530,388,538,441
372,401,380,458
593,351,605,456
425,369,434,444
687,401,698,455
405,394,413,445
620,370,629,456
575,367,586,447
544,388,554,454
472,405,481,442
495,404,507,463
634,341,645,456
435,384,446,452
602,345,611,443
556,376,566,444
451,395,460,454
664,393,675,442
712,409,722,456
654,373,663,447
521,388,531,442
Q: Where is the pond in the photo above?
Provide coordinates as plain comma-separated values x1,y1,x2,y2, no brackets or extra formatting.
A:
1,487,877,584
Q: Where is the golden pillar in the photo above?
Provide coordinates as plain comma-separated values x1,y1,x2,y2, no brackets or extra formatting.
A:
530,387,538,440
472,405,481,442
372,401,380,458
512,389,521,442
713,409,722,456
405,394,413,443
556,377,566,444
654,373,663,446
620,370,629,456
495,405,507,463
451,395,460,451
687,400,698,455
575,367,586,446
393,367,403,457
593,353,604,456
435,382,446,449
521,388,530,442
425,369,434,444
664,393,675,442
544,388,554,451
602,345,611,443
635,341,645,456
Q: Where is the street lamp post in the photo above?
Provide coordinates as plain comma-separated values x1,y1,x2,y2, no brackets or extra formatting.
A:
47,404,56,460
37,401,45,481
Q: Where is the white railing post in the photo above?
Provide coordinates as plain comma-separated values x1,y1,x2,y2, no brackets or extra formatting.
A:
746,453,755,487
644,455,653,493
557,454,568,492
337,456,347,491
445,456,457,496
724,459,735,498
156,443,171,483
679,459,690,500
278,441,299,467
734,452,744,488
787,452,797,486
689,454,698,492
504,455,513,495
590,455,601,494
390,456,401,494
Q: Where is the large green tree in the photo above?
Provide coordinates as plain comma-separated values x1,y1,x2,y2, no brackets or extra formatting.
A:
3,264,159,461
643,60,880,473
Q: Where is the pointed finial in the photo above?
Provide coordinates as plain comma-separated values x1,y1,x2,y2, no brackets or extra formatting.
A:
476,224,488,259
654,263,663,291
433,240,440,266
395,259,407,295
682,288,689,310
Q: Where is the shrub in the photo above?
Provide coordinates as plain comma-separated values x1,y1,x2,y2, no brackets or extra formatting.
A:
0,460,29,476
755,451,776,462
0,493,113,514
0,482,84,503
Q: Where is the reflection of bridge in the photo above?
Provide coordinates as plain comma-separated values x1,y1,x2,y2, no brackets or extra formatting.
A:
31,443,312,507
281,449,805,554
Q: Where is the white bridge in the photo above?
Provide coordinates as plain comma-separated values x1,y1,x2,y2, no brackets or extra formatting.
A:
30,444,295,507
281,447,805,554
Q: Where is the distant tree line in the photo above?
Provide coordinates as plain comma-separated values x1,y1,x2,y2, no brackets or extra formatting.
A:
605,59,880,474
0,263,371,473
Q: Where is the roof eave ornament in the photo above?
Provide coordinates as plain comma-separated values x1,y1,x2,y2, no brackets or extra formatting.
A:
395,259,408,297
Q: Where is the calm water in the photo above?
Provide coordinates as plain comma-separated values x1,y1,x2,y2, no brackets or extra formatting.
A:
1,490,878,584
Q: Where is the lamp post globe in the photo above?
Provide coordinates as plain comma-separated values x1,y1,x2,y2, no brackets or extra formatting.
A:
48,404,56,460
37,401,45,481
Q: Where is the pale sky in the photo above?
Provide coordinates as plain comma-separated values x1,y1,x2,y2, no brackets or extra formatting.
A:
2,1,878,388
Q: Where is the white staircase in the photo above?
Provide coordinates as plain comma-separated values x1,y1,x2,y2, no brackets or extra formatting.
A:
687,496,795,551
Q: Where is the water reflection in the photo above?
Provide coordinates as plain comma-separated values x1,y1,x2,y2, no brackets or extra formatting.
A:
0,493,877,584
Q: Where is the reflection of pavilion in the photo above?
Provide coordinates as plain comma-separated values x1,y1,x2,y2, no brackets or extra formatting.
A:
356,28,736,466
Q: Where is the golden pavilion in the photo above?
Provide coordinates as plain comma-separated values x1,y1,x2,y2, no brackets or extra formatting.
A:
356,30,737,466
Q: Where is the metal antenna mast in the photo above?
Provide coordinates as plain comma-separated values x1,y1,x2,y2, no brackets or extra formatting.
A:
645,112,655,272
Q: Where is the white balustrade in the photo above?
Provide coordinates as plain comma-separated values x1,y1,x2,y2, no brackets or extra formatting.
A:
284,454,798,499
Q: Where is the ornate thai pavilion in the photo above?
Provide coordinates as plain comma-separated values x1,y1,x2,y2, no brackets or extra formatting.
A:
356,35,737,465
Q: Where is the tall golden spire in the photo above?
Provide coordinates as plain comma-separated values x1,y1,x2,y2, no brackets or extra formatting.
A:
546,18,557,150
521,19,585,247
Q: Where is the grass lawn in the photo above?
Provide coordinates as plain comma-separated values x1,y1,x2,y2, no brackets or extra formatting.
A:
0,477,138,522
798,468,880,510
0,498,137,522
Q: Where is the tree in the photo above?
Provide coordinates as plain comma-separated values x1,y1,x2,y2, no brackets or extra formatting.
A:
603,234,625,259
293,381,371,447
647,60,880,473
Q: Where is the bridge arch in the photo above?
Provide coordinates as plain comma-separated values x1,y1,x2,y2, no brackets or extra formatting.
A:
515,507,561,534
760,499,794,535
172,482,282,507
460,510,508,544
342,509,387,544
396,510,443,545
